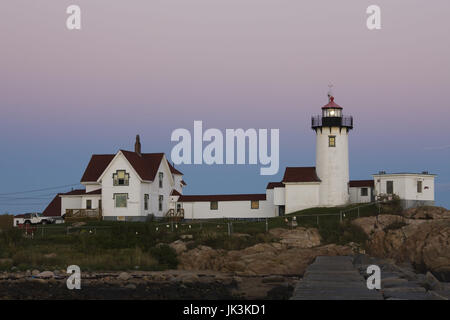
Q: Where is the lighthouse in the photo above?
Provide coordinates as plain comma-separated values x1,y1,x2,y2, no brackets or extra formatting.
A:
312,89,353,206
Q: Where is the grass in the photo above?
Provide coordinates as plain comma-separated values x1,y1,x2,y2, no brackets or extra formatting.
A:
0,202,383,272
0,215,13,231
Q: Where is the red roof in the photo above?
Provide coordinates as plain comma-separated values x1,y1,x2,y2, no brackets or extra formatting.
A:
60,189,101,196
80,154,115,182
120,150,164,181
178,194,266,202
42,194,62,217
282,167,321,183
168,162,183,175
80,151,173,183
349,180,374,188
266,182,284,189
322,96,343,109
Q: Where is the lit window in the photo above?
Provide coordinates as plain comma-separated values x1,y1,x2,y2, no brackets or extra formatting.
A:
328,136,336,147
114,193,128,208
361,188,368,196
251,200,259,209
210,201,218,210
159,172,163,188
417,181,422,193
144,194,149,210
158,195,163,211
113,170,129,186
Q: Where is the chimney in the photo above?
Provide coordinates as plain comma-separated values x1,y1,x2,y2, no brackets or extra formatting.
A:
135,135,142,156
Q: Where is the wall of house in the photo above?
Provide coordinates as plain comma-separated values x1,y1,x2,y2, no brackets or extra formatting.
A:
173,174,183,194
83,184,101,193
182,200,276,219
146,156,174,218
273,187,285,206
316,127,350,206
349,187,372,203
100,154,144,219
284,183,320,214
60,196,82,215
373,174,435,202
81,195,101,209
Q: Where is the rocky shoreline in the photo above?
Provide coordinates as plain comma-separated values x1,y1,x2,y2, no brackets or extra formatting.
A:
0,270,298,300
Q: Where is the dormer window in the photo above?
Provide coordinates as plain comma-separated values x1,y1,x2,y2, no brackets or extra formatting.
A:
113,170,129,186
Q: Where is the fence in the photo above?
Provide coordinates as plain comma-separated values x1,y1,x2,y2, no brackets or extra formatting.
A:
19,202,382,238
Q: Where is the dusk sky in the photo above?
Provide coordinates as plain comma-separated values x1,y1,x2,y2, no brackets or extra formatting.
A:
1,0,449,213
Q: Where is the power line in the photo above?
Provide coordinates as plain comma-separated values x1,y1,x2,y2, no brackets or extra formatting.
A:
0,183,80,196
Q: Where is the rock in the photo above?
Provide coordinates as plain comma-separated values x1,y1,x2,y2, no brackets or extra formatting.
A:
180,234,193,240
178,241,353,276
425,271,444,291
118,272,131,281
31,270,40,276
403,206,450,220
269,227,321,248
44,253,57,259
124,283,136,289
169,240,188,254
353,212,450,281
262,275,285,283
37,271,54,279
231,233,251,238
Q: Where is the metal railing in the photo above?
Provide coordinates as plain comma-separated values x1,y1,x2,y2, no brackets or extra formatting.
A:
311,115,353,128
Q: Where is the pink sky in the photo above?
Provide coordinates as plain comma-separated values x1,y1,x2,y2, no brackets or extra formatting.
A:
0,0,449,212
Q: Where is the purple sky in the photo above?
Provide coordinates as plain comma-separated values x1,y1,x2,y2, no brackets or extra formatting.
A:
1,0,449,213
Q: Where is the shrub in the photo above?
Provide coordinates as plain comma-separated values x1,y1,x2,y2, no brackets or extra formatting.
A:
319,220,368,247
149,244,178,269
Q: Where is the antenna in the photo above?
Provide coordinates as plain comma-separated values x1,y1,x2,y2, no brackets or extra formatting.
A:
327,83,334,102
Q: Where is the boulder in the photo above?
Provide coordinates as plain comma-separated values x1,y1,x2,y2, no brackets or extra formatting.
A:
269,227,321,248
403,206,450,220
37,271,54,279
353,212,450,281
118,272,131,281
169,240,188,254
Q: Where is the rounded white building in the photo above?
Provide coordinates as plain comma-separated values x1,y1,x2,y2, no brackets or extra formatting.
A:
312,95,353,206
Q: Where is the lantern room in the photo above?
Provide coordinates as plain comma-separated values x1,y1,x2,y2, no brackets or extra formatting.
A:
322,96,343,118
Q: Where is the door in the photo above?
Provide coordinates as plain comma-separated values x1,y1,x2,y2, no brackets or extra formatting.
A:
279,205,285,216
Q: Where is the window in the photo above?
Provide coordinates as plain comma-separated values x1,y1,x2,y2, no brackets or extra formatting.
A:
251,200,259,209
360,188,368,197
114,193,128,208
210,201,218,210
144,194,149,210
113,170,129,186
417,180,422,193
386,181,394,194
86,199,92,209
158,195,163,211
328,136,336,147
159,172,163,188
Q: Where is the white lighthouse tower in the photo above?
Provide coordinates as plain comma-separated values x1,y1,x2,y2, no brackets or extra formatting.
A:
312,88,353,206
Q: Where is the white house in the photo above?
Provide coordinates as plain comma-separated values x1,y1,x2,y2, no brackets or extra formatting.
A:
373,172,436,208
41,92,436,220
